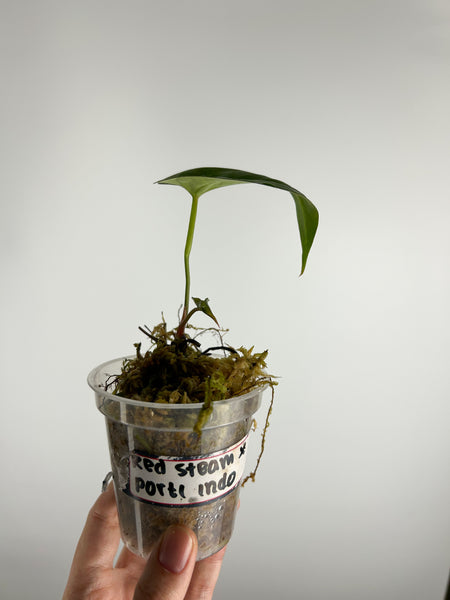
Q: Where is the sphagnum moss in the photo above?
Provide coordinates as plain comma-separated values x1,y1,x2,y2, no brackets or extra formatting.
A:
107,320,276,478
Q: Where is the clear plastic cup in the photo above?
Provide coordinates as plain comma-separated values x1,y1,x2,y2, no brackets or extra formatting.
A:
88,357,264,560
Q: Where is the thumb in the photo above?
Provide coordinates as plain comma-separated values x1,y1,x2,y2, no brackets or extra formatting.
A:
134,526,198,600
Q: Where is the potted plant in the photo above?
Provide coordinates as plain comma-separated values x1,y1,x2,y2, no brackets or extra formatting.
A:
88,167,319,560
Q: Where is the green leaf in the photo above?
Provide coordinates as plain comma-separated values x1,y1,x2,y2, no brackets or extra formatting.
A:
192,297,219,327
157,167,319,275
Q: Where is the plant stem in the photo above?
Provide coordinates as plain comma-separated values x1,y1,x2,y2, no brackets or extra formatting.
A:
179,194,199,336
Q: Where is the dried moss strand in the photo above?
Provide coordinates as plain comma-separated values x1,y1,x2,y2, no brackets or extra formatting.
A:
200,346,238,356
138,326,161,344
241,383,275,487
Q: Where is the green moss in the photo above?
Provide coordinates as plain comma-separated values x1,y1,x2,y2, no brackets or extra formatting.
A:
107,320,275,441
112,322,271,400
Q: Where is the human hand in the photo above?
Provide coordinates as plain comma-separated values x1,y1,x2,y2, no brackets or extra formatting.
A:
63,484,225,599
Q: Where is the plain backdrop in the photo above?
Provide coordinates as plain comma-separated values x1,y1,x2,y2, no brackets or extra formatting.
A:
1,1,449,599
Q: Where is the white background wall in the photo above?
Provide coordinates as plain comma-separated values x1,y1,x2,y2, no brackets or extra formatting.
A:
1,1,449,598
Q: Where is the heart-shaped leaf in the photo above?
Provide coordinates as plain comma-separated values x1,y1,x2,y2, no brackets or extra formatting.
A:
157,167,319,274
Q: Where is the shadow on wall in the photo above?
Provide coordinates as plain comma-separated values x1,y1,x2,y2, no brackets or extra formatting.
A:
444,571,450,600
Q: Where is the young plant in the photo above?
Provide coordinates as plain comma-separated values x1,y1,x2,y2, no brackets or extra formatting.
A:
113,167,319,435
156,167,319,336
97,167,319,559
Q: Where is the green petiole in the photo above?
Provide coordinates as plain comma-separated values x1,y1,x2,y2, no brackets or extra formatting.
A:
178,193,198,336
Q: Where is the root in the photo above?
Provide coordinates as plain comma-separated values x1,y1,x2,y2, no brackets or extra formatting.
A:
241,383,275,486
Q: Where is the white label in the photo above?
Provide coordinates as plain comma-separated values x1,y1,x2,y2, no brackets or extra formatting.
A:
125,435,248,507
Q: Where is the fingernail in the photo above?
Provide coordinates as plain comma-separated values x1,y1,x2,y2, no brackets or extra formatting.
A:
158,526,193,574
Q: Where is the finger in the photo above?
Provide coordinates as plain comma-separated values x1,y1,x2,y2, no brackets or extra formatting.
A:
115,543,147,579
185,545,227,600
185,497,238,598
134,525,197,600
70,483,121,572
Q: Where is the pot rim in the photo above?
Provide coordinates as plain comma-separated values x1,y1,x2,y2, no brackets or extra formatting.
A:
88,355,268,411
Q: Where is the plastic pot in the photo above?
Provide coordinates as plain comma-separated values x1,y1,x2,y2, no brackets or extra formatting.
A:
88,357,264,560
